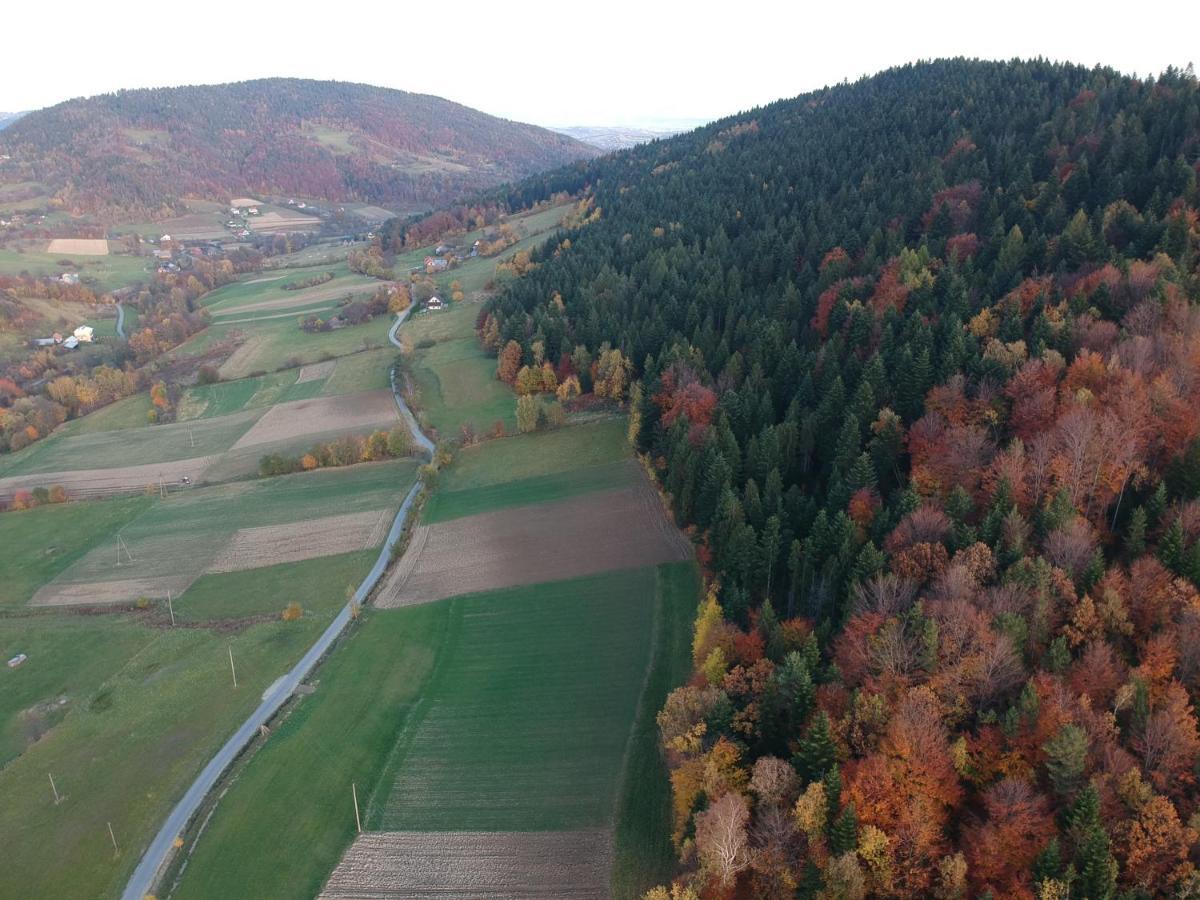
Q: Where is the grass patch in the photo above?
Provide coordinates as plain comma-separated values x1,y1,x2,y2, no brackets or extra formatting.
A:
170,605,447,900
612,561,700,899
372,566,658,831
60,393,153,435
175,549,378,622
440,417,631,494
0,496,153,608
423,460,637,524
0,615,155,767
409,337,516,438
0,247,150,292
321,348,395,396
178,370,297,420
0,615,325,900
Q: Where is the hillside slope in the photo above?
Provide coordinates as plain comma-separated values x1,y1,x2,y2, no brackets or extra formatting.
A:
0,79,598,218
480,59,1200,896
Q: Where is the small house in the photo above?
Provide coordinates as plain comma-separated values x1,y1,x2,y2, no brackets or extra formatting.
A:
63,336,79,350
59,272,80,285
160,234,172,243
425,296,445,311
73,325,94,343
7,653,27,669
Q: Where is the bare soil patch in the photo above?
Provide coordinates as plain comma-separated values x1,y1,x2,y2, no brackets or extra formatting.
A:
0,456,214,500
45,238,108,256
376,479,692,608
319,829,612,899
229,390,399,450
32,574,195,607
295,359,336,383
204,509,390,573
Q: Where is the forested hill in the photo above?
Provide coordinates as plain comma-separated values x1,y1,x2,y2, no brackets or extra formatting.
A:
0,79,599,218
480,59,1200,896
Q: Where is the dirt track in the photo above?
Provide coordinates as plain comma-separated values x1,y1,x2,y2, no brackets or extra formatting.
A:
229,390,399,450
0,456,214,500
319,829,612,899
296,360,336,383
205,509,390,573
376,480,692,608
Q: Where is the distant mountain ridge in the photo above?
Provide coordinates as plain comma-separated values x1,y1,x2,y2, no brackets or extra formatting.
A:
0,79,600,219
0,111,25,131
551,125,684,151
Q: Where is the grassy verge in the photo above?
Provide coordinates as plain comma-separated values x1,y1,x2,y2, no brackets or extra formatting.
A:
612,561,701,898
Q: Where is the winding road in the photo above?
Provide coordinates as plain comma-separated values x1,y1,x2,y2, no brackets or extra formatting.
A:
122,306,432,900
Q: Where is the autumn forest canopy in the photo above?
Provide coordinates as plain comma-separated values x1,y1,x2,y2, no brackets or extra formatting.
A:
474,59,1200,898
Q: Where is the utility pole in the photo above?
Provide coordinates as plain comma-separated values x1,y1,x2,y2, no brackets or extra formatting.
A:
228,645,238,688
167,590,176,627
352,783,362,833
107,821,119,856
48,772,61,805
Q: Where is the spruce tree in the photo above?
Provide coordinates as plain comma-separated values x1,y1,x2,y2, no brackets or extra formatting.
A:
794,712,838,783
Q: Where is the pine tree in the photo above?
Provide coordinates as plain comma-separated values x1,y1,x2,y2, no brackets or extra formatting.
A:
1074,826,1118,900
1124,506,1147,559
1159,518,1187,574
829,802,859,854
794,712,838,783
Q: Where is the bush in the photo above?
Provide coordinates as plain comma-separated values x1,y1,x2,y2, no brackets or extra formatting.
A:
281,601,303,621
197,365,221,385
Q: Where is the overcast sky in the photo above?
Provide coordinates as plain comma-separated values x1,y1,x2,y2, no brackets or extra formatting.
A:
2,1,1195,128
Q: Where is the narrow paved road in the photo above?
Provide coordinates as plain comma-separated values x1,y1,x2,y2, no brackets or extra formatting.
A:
115,301,127,339
122,305,433,900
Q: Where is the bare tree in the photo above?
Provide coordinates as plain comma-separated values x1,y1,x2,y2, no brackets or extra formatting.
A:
696,792,752,888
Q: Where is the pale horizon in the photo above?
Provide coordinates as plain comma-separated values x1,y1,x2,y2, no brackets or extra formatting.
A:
2,0,1195,131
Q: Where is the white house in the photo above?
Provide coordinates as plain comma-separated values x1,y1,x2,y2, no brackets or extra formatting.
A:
73,325,94,343
426,296,445,311
59,272,80,285
7,653,27,669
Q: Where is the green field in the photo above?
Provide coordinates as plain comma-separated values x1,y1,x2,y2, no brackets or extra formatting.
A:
438,417,631,493
372,567,658,831
0,247,151,292
174,549,378,622
0,407,261,476
40,461,414,593
170,561,693,899
169,605,446,900
408,336,516,438
0,496,153,608
0,613,326,900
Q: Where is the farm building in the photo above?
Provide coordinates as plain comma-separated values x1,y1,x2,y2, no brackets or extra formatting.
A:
63,336,79,350
59,273,79,285
73,325,94,343
425,296,445,311
7,653,27,669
